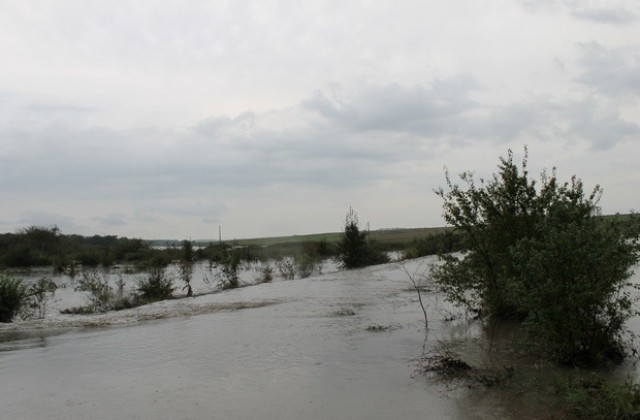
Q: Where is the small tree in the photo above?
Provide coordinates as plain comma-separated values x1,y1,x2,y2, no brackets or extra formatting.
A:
433,148,640,365
337,207,389,269
179,240,194,297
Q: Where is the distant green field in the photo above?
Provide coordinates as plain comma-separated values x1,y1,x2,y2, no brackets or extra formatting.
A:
206,226,454,248
187,212,635,249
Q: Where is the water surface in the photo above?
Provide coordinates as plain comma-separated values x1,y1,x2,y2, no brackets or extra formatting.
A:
1,257,638,419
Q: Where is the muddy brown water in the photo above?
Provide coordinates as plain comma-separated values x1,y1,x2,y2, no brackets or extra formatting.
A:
1,257,639,419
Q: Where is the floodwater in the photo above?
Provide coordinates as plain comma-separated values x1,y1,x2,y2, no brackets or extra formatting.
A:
1,257,639,419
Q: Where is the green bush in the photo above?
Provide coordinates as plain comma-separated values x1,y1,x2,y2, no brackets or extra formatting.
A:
433,149,640,365
75,270,113,312
137,267,174,301
0,273,26,322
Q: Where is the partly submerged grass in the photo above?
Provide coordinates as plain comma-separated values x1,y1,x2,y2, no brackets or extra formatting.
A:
2,300,283,331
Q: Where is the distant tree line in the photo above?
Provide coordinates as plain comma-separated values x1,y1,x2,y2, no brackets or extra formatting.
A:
0,226,152,270
0,226,334,271
0,223,463,272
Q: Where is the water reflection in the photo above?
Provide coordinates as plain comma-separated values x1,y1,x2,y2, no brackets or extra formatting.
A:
0,330,56,352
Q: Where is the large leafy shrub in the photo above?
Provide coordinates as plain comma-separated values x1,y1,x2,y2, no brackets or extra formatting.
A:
433,149,640,365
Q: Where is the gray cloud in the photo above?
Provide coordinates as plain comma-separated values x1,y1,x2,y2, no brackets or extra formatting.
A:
191,112,256,138
521,1,638,25
564,100,640,150
304,81,640,152
4,77,634,212
96,213,128,227
134,201,228,226
302,80,556,148
2,1,639,239
25,103,96,115
303,76,478,136
18,210,78,232
572,7,637,24
576,42,640,97
463,103,544,143
0,125,154,197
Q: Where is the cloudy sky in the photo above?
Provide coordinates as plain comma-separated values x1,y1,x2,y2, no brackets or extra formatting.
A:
1,1,639,240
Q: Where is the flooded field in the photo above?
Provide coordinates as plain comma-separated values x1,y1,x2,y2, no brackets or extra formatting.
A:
1,257,639,419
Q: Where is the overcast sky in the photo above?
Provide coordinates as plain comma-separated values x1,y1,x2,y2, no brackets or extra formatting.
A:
1,1,639,240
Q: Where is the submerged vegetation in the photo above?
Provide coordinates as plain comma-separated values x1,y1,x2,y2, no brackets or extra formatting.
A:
67,269,136,313
552,374,640,420
0,219,460,320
